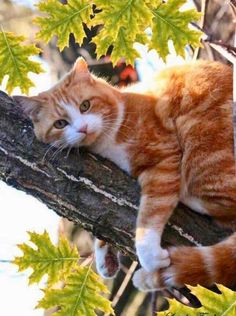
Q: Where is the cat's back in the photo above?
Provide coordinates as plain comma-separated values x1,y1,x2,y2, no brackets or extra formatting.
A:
166,62,236,217
170,61,233,147
134,60,232,122
153,60,232,106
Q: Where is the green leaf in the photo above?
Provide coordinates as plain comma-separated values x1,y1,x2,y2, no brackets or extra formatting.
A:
0,29,43,94
35,0,202,65
92,0,152,64
37,265,114,316
158,284,236,316
93,27,140,65
35,0,93,51
13,231,79,286
150,0,202,60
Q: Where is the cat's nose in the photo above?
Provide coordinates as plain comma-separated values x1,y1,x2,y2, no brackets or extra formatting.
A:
78,124,88,134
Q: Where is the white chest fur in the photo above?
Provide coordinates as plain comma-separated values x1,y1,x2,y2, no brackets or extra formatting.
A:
91,141,130,174
90,101,131,173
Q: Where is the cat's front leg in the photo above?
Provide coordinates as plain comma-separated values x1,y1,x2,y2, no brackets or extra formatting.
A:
136,160,180,272
94,238,120,278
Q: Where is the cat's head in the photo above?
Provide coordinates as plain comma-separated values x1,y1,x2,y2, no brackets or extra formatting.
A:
14,58,122,148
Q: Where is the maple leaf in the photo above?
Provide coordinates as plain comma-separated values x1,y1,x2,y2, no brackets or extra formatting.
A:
0,29,43,94
35,0,93,51
35,0,202,65
37,265,114,316
13,231,79,286
92,0,152,64
150,0,202,59
158,284,236,316
93,27,140,65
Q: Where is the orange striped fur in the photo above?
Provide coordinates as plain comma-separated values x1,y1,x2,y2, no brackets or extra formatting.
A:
133,233,236,291
14,58,236,289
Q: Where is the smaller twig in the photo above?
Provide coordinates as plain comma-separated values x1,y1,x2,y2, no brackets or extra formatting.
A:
211,3,229,32
109,261,138,312
191,22,236,64
120,262,130,274
151,291,159,315
206,40,236,55
0,259,12,263
80,254,94,267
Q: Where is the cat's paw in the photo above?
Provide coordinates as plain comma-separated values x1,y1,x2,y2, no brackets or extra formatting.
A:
132,268,163,292
136,228,170,272
95,239,120,279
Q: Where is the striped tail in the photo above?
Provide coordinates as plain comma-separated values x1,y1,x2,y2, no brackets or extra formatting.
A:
162,233,236,288
133,233,236,292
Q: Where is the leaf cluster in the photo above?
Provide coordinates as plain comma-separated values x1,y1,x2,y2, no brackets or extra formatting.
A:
0,0,202,93
13,231,113,316
35,0,202,64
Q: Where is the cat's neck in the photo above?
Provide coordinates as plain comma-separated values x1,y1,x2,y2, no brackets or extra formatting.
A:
94,92,158,146
89,92,159,173
115,92,158,142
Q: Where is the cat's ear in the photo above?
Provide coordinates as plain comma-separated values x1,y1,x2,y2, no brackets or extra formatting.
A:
72,57,93,81
13,95,42,121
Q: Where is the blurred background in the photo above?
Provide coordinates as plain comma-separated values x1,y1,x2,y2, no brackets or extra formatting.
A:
0,0,234,315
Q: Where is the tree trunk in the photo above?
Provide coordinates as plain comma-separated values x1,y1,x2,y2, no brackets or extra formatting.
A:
0,91,233,258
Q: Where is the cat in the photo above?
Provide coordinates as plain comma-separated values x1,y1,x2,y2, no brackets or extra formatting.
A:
14,57,236,292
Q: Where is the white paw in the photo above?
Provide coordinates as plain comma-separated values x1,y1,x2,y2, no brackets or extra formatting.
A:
136,228,170,272
132,268,162,292
95,240,120,279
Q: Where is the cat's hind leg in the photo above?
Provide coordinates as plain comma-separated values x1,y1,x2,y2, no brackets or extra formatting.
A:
95,238,120,278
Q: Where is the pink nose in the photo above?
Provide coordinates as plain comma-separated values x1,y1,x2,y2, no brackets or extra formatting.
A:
78,124,87,134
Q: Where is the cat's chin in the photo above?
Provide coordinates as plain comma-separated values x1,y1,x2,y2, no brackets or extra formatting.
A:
69,133,99,148
80,132,101,147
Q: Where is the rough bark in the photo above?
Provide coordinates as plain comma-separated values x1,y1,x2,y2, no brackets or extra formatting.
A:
0,91,233,259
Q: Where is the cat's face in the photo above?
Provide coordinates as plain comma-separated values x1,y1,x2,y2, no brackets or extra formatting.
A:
14,58,121,148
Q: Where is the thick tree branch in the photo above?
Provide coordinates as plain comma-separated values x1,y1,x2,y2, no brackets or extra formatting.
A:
0,91,233,259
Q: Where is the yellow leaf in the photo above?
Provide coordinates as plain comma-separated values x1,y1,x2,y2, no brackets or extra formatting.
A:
92,0,152,65
35,0,93,51
158,284,236,316
35,0,202,65
13,231,79,286
0,29,43,94
150,0,202,60
37,265,114,316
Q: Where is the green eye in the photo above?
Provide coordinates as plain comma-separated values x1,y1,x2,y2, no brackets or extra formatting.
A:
53,119,69,129
80,100,90,113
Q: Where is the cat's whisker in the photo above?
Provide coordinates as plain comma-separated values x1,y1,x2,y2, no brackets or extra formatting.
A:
103,120,136,132
65,146,73,158
50,140,68,161
103,110,139,118
102,111,140,123
102,122,138,144
42,145,54,163
42,140,62,163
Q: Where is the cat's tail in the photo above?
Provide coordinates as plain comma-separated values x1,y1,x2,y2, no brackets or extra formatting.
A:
133,233,236,291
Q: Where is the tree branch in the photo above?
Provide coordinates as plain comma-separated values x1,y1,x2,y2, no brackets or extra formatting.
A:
0,91,233,259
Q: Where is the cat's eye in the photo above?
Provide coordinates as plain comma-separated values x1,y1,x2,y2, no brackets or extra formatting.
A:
53,119,69,129
80,100,90,113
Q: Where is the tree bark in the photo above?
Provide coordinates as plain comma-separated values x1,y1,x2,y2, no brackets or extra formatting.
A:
0,91,233,259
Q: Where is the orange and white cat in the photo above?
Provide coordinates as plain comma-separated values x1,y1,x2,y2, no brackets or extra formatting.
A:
14,57,236,291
